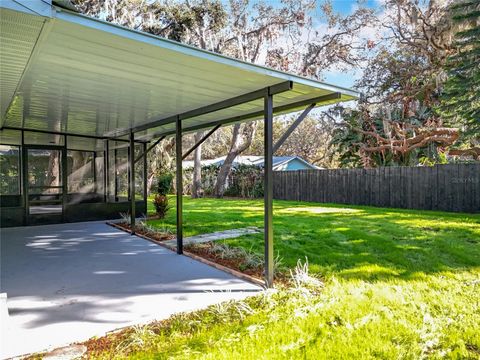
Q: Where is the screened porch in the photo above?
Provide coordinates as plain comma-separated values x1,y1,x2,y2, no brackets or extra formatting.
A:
0,129,147,226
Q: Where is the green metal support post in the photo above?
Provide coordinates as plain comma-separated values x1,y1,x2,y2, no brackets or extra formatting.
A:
143,142,148,216
176,115,183,254
114,148,118,201
62,136,68,223
21,130,27,225
129,131,136,235
264,89,274,287
104,139,109,202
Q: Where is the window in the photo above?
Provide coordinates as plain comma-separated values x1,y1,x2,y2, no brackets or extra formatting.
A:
67,150,94,193
0,145,20,195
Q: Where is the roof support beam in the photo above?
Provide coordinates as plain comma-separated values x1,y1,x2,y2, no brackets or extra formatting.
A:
155,92,341,137
106,81,293,138
182,124,221,160
134,135,165,164
0,125,147,143
272,103,315,154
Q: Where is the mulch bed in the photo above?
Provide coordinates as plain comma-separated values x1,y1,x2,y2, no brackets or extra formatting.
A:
184,243,263,278
185,243,289,285
108,222,287,285
51,316,172,357
114,222,175,242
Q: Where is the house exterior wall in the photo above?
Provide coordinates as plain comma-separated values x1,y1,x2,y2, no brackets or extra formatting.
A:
285,159,314,171
274,159,315,171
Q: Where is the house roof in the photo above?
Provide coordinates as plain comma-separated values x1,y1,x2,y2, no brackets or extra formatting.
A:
183,155,321,170
0,0,358,143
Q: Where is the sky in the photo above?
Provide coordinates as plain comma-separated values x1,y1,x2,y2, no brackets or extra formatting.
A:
313,0,381,89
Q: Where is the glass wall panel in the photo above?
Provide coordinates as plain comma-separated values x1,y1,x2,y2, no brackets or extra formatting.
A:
67,150,94,193
95,151,105,196
28,149,63,193
107,142,116,201
27,149,63,214
134,143,144,200
0,145,20,195
105,140,145,203
115,147,129,201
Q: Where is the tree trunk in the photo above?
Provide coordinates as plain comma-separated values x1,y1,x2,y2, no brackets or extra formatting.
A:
146,138,175,194
46,151,61,193
45,133,62,194
214,148,239,197
147,173,156,195
191,131,204,198
69,151,89,193
214,122,256,197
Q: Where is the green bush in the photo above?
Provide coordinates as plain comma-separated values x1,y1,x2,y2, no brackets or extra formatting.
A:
220,164,263,198
184,164,263,198
252,180,264,198
223,182,241,197
157,173,173,196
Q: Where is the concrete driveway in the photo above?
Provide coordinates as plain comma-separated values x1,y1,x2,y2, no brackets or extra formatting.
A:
0,221,261,358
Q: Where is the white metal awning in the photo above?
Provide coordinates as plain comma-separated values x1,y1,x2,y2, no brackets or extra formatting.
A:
0,0,359,142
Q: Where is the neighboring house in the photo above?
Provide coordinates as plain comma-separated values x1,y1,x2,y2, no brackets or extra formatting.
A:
183,155,321,171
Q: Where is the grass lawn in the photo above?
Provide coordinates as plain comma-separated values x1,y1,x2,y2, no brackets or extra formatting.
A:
95,198,479,359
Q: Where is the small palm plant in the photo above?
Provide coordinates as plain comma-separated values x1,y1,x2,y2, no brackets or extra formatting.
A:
152,194,170,219
153,172,173,219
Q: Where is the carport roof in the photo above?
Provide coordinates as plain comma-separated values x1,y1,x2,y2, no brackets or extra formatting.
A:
0,0,359,142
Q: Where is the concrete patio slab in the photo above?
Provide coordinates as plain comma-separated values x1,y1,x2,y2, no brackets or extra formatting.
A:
0,222,261,358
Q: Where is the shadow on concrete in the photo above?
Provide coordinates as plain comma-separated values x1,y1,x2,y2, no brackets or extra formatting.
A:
0,221,261,357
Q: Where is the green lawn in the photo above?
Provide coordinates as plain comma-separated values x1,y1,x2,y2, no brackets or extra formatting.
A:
97,198,479,359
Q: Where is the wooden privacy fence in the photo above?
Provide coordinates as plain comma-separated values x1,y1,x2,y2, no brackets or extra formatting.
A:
273,163,480,213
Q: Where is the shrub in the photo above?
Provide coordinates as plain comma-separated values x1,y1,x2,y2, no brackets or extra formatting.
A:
153,194,171,219
157,173,173,196
226,165,263,198
252,180,264,198
184,164,264,198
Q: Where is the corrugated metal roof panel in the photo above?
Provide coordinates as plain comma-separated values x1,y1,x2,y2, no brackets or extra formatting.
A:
0,9,45,121
0,4,359,141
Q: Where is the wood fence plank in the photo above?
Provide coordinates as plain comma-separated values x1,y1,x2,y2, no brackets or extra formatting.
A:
474,164,480,212
438,165,447,211
272,164,478,213
456,164,463,212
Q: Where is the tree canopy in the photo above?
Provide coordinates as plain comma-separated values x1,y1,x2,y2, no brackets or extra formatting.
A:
72,0,480,181
440,0,480,138
330,0,479,167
